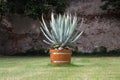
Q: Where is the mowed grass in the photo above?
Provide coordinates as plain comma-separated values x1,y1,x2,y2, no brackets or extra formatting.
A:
0,57,120,80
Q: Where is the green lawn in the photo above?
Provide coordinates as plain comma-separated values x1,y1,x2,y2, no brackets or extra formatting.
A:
0,57,120,80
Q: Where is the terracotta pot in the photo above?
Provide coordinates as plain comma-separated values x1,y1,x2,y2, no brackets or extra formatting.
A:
50,49,72,65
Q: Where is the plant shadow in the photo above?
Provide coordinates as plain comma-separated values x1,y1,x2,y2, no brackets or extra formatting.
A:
47,63,86,67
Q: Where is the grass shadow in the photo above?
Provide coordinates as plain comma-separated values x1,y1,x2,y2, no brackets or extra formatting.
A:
47,63,85,67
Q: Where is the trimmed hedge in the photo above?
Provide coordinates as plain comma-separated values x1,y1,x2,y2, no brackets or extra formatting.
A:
1,49,120,57
0,0,69,19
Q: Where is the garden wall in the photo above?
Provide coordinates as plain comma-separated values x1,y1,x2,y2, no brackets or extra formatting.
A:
0,0,120,54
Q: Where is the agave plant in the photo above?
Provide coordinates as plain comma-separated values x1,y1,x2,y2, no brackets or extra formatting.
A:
40,13,83,49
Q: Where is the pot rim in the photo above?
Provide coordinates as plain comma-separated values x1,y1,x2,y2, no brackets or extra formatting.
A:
50,49,72,52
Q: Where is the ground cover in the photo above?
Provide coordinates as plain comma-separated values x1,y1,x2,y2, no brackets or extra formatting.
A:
0,57,120,80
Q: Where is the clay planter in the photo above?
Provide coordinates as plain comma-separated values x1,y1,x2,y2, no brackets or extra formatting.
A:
50,49,72,65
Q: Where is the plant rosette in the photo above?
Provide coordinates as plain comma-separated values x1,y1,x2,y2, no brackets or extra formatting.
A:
40,13,84,65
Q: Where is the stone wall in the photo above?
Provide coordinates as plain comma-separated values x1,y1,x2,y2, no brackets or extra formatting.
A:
0,0,120,54
75,17,120,52
67,0,120,52
0,15,46,54
67,0,104,15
